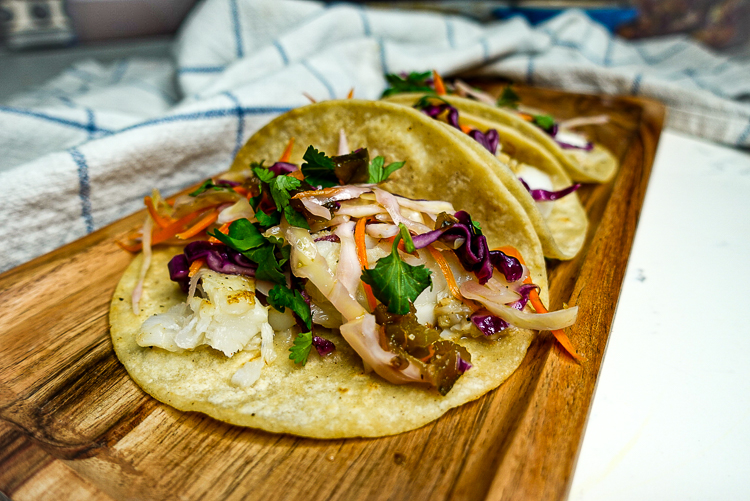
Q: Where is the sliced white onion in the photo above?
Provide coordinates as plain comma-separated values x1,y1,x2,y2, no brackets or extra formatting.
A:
218,197,255,224
333,221,361,296
460,281,578,330
299,197,332,220
310,214,350,232
373,188,432,234
336,203,386,218
132,215,153,314
393,195,455,216
453,79,496,105
558,115,610,129
365,223,399,239
338,128,349,155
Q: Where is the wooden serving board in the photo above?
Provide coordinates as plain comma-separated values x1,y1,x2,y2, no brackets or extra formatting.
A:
0,85,664,501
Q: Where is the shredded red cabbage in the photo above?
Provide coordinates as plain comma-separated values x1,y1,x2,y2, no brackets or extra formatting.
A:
214,179,241,187
314,234,341,243
168,241,257,292
457,355,472,373
509,283,538,311
519,178,581,202
470,311,509,336
419,103,460,129
468,128,499,155
269,161,298,175
312,335,335,356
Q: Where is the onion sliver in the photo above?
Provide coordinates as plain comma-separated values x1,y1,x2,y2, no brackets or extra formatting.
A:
461,281,578,330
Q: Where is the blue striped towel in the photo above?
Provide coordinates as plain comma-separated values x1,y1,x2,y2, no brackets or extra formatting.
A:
1,0,749,272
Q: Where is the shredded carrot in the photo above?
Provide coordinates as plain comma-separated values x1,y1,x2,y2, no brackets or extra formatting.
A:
355,217,378,311
151,211,205,245
289,169,305,181
279,137,295,162
517,112,534,122
459,124,473,134
144,196,174,228
175,210,219,240
494,245,584,361
291,186,343,199
426,246,461,300
432,69,446,95
189,258,205,277
232,186,248,196
347,88,354,99
208,222,231,243
303,92,316,103
116,239,143,253
419,344,436,363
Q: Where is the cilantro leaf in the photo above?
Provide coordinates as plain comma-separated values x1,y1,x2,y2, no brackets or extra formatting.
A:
189,179,235,197
381,71,435,97
243,244,286,284
533,114,556,132
268,175,309,229
289,330,313,365
255,209,281,228
208,218,265,251
267,284,312,330
361,225,432,314
367,155,405,184
496,85,520,109
301,146,338,188
252,163,276,183
398,223,416,253
472,219,483,235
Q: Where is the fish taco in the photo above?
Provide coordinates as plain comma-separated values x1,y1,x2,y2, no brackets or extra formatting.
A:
110,100,579,438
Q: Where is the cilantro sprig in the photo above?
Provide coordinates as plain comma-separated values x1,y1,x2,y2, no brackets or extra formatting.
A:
267,284,316,366
382,71,435,97
367,155,404,184
301,146,338,188
289,331,313,365
361,223,432,314
189,179,237,197
495,85,520,109
532,114,556,132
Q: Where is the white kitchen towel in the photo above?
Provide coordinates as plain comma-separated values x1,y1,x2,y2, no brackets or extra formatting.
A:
1,0,749,272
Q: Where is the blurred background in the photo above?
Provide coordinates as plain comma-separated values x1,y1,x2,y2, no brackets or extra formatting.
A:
1,0,749,99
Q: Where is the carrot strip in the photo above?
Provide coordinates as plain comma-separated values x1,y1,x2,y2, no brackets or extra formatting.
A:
151,211,204,245
459,124,473,134
208,222,231,243
279,137,295,162
176,210,219,239
291,186,343,199
419,344,436,363
189,258,205,277
432,70,446,95
426,246,461,300
355,218,378,311
116,239,142,253
494,245,584,361
347,88,354,99
144,196,173,228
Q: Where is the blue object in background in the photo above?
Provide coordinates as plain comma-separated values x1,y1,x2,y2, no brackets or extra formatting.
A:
493,7,639,33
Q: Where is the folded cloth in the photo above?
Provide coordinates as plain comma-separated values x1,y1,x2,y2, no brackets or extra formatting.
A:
1,0,749,273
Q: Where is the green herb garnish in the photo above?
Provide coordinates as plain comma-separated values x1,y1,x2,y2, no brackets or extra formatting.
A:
495,85,520,109
189,179,235,197
361,223,432,314
300,146,338,188
268,284,312,330
532,114,556,132
289,330,313,365
268,174,309,229
208,218,265,251
381,71,435,97
367,155,405,184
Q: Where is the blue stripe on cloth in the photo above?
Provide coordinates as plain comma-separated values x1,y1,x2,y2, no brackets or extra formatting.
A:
480,38,490,62
273,40,290,65
526,55,535,85
378,38,389,75
69,147,95,233
0,106,113,134
358,6,371,36
117,106,293,133
634,41,688,65
85,108,97,138
111,60,129,84
302,61,336,99
603,38,614,67
736,118,750,146
630,73,643,95
230,0,244,58
178,66,227,74
445,19,456,48
223,92,245,158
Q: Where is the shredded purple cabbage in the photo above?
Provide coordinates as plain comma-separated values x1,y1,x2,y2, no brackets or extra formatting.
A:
168,241,257,292
509,283,538,311
312,335,335,356
457,355,473,373
214,179,241,187
468,128,499,155
314,234,341,243
419,103,460,129
411,211,522,285
470,312,509,336
556,138,594,151
518,178,581,202
269,161,298,176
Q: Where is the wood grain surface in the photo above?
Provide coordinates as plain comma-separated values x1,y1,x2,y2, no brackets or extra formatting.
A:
0,85,665,501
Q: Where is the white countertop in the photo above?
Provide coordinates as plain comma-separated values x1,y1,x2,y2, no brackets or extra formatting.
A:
570,129,750,500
